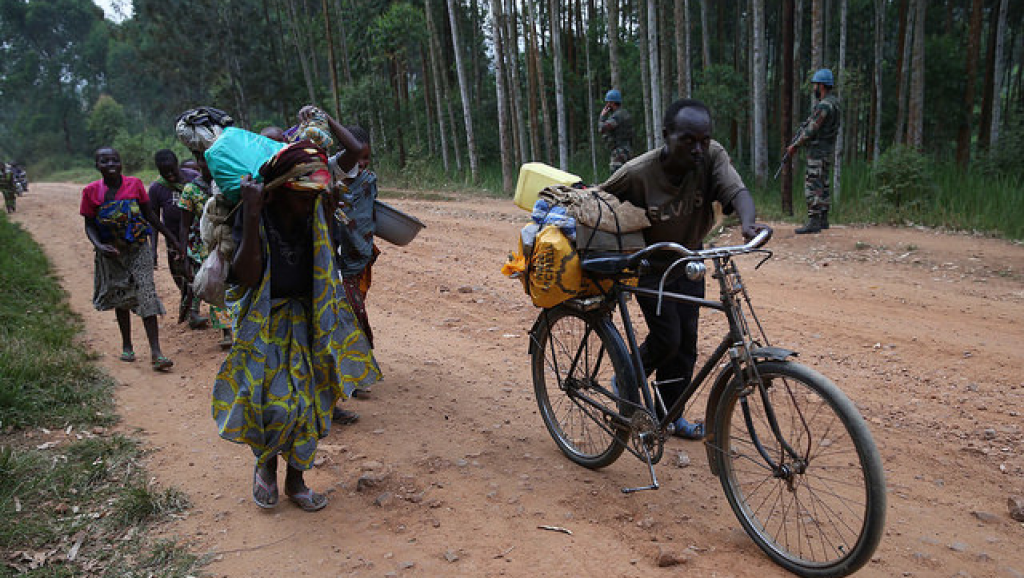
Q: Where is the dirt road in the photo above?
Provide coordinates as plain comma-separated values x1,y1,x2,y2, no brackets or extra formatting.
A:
12,183,1024,577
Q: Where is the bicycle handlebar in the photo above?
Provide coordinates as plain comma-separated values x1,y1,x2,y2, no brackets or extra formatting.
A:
626,227,773,268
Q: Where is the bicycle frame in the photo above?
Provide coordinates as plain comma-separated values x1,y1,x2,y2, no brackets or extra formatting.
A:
540,230,807,491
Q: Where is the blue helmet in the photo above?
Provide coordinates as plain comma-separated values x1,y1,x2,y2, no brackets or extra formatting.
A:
604,89,622,103
812,68,834,87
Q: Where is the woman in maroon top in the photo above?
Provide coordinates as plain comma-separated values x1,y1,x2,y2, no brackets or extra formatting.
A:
81,147,184,371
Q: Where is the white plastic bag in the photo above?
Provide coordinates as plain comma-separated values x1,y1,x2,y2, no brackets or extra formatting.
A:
192,249,228,308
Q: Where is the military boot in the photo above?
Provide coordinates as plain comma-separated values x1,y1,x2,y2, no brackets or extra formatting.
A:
795,213,823,235
821,210,830,229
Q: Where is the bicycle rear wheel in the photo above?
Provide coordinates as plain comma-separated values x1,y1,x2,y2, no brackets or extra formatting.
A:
531,305,636,469
713,360,885,578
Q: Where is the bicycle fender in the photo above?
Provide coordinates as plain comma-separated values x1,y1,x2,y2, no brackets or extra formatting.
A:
703,347,798,476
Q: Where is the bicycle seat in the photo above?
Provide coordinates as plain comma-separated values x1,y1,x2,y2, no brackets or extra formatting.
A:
580,252,640,277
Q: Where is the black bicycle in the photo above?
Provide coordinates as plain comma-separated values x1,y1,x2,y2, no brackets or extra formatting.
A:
528,229,886,578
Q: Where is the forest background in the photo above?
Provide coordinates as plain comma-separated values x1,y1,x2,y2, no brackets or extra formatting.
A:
1,0,1022,238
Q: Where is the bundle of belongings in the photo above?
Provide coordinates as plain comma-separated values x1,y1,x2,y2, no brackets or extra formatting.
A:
502,185,649,308
175,107,234,153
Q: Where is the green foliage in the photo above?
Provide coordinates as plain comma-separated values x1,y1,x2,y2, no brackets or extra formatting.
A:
870,145,936,215
87,94,127,148
975,114,1024,181
0,217,116,430
695,65,748,146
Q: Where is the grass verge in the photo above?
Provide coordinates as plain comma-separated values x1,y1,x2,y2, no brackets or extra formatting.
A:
0,213,202,576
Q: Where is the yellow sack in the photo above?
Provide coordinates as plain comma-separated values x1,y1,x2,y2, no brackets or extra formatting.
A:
502,224,615,308
527,225,583,307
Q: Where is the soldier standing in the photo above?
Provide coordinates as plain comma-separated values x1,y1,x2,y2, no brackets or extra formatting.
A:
787,68,841,234
598,89,634,176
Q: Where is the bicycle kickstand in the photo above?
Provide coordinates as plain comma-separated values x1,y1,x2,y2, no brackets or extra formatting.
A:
622,432,660,494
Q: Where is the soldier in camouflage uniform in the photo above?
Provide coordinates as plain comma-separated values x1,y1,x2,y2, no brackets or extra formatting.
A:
788,68,841,234
598,89,634,176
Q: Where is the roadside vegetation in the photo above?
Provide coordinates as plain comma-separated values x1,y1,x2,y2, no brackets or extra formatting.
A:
0,215,201,576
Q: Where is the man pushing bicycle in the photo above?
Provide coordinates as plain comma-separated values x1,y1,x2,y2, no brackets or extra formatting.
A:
601,98,771,439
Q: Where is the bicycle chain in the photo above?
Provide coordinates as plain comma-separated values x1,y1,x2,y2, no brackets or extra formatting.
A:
630,410,664,465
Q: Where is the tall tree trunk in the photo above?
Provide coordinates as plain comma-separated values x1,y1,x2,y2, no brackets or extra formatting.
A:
607,0,620,89
528,0,555,164
833,0,846,209
989,0,1009,148
907,0,926,149
333,0,353,85
447,0,479,181
752,0,767,185
426,0,451,171
979,0,1004,151
506,0,527,166
792,0,803,128
647,0,662,147
489,0,515,192
550,0,569,169
321,0,341,118
524,0,542,160
584,11,598,181
781,0,794,215
811,0,822,70
872,0,884,162
894,0,911,145
638,0,653,149
700,0,711,70
675,0,691,98
956,0,984,168
286,0,317,103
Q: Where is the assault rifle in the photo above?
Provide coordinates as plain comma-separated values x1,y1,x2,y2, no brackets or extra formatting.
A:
774,119,810,180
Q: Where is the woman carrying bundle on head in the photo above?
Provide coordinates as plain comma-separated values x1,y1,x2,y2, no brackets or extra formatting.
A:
211,141,380,512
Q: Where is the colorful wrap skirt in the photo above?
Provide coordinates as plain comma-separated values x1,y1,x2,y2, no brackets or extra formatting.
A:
211,198,379,470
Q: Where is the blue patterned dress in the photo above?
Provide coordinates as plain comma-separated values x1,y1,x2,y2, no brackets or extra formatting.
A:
211,196,379,469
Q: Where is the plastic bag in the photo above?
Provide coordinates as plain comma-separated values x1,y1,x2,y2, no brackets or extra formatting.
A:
192,250,228,308
200,194,239,259
204,127,285,203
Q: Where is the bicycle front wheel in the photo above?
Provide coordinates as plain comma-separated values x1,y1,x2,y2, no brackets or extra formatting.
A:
531,305,636,469
713,360,886,578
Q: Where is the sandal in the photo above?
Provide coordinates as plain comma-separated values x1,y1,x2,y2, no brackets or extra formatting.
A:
673,418,705,440
119,349,136,362
252,465,279,508
287,487,328,512
151,356,174,372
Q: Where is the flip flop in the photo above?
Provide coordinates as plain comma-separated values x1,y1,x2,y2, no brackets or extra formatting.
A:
673,418,705,440
332,407,360,425
151,356,174,372
119,349,136,362
287,487,328,512
252,465,279,508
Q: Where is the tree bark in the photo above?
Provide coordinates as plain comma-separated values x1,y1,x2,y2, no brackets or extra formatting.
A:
584,10,598,181
989,0,1009,148
506,0,528,166
894,0,911,145
792,0,803,128
833,0,846,208
907,0,926,149
781,0,794,215
321,0,341,119
524,0,542,161
751,0,766,185
334,0,353,85
550,0,569,169
956,0,984,167
425,0,451,172
447,0,480,181
979,0,1004,151
872,0,884,161
674,0,691,98
489,0,515,193
638,0,653,149
527,0,555,164
606,0,620,89
647,0,662,147
811,0,822,70
285,0,317,104
700,0,711,70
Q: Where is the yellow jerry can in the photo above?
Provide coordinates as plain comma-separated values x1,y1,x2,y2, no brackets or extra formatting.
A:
513,162,582,211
